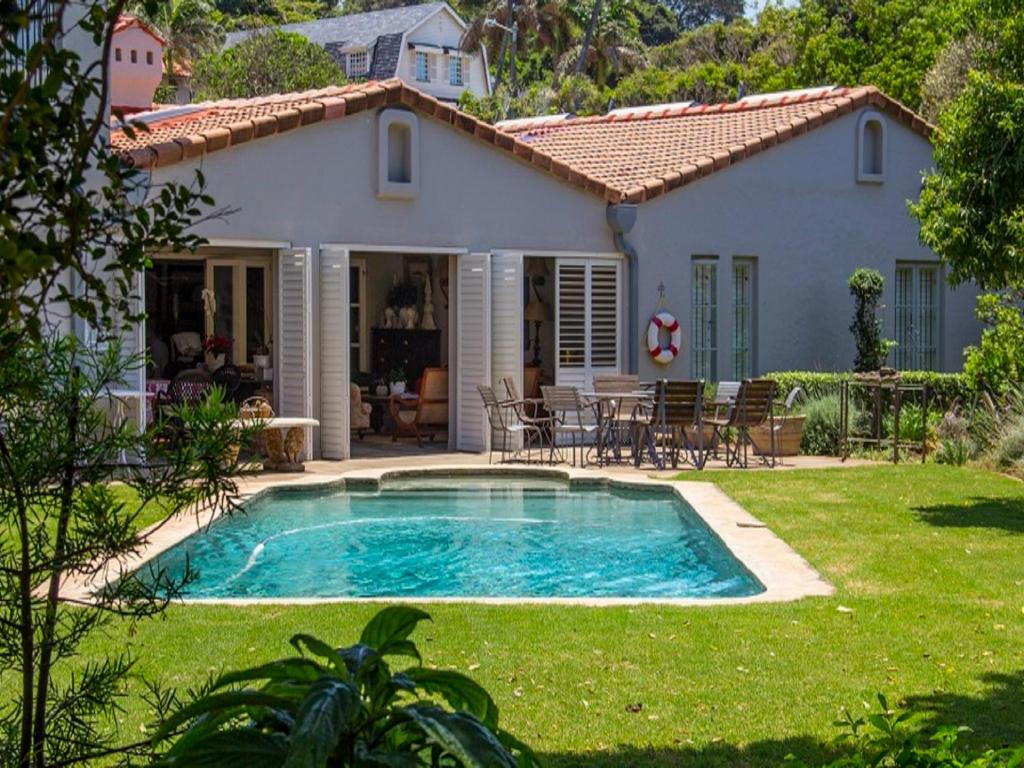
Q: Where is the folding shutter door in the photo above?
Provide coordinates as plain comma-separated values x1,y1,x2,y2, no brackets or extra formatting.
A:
555,259,621,391
455,253,491,452
319,246,350,460
490,251,524,447
555,261,589,390
588,262,621,380
277,248,313,455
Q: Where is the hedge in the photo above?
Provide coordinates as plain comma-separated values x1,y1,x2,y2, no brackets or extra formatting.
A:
763,371,975,408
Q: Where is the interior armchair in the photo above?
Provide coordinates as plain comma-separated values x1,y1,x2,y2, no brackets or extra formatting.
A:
389,368,449,447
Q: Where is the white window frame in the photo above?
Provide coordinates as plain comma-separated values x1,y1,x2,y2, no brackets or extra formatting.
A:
346,49,368,77
448,54,463,86
731,257,755,379
204,256,273,366
415,51,430,82
894,262,940,370
554,258,622,390
691,257,718,381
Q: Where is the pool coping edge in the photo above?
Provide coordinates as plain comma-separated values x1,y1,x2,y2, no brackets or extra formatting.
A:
57,465,834,607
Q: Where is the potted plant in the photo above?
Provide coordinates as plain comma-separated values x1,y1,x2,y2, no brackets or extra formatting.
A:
202,335,232,372
388,367,407,395
252,332,271,369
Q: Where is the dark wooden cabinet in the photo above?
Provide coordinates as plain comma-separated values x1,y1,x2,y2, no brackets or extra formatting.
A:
371,328,441,387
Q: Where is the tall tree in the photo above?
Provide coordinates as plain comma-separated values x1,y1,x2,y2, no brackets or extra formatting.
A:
0,0,217,365
192,29,346,99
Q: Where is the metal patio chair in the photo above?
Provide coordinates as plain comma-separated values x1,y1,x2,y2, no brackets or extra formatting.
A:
541,385,599,467
660,379,706,469
705,379,778,468
478,385,543,464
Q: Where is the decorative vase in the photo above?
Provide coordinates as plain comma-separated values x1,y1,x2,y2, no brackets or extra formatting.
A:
390,381,406,396
253,353,271,369
205,350,225,372
422,280,437,330
375,383,389,397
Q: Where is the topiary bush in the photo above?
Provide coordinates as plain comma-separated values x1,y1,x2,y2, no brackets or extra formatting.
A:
800,394,844,455
848,268,893,372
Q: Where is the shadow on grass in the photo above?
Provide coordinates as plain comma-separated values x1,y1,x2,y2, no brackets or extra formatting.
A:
913,497,1024,533
539,735,842,768
905,670,1024,748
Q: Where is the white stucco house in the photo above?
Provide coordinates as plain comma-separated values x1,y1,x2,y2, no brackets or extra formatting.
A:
107,78,979,461
109,15,164,113
224,3,491,102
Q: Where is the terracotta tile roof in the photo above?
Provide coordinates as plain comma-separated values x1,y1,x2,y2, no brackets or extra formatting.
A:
112,82,932,204
113,14,165,46
498,85,933,203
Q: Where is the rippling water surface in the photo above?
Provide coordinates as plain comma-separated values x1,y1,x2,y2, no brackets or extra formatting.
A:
145,478,764,599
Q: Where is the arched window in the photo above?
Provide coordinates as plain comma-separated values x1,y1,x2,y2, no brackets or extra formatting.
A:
377,110,419,199
857,112,886,182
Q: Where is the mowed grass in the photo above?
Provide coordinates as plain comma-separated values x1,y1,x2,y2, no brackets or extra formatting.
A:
72,465,1024,767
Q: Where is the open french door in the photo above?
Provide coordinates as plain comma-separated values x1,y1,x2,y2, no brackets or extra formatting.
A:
319,246,350,460
455,253,491,452
555,258,622,391
490,251,524,447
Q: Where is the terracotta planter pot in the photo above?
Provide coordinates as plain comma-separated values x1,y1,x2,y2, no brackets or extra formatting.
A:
752,415,806,456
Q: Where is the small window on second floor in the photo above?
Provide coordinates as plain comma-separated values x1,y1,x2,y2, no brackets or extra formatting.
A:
448,55,463,86
857,111,886,183
115,47,122,62
130,48,137,64
415,51,429,82
146,50,154,65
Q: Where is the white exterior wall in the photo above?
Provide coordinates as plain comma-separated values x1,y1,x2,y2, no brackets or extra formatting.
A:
396,8,489,100
630,106,981,380
110,26,163,110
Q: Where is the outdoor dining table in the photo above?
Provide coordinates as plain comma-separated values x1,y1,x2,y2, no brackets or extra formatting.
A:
580,390,656,466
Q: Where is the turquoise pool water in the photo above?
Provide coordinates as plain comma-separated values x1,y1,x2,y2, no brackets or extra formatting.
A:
146,478,764,599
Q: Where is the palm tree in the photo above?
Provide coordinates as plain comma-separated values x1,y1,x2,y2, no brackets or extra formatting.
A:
133,0,225,85
564,0,644,86
575,0,602,74
463,0,574,90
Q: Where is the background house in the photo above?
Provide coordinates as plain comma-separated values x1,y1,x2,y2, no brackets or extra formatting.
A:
224,3,490,102
109,15,164,113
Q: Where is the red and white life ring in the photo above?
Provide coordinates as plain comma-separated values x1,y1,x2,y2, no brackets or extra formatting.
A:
648,311,681,365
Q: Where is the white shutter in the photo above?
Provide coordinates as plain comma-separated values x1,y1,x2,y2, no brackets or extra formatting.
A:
319,247,350,460
589,261,620,378
463,55,471,87
276,248,313,455
429,52,438,82
455,253,491,452
555,261,588,390
490,251,523,446
555,258,621,391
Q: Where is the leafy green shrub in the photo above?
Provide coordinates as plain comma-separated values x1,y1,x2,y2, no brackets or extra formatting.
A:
787,694,1024,767
766,371,975,410
963,292,1024,395
800,394,843,455
881,403,942,443
935,438,974,465
153,606,536,767
991,415,1024,470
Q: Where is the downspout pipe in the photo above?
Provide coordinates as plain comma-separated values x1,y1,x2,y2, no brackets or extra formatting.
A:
606,203,639,374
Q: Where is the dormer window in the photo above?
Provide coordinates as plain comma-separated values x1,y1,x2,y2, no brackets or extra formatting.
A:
415,51,429,82
346,49,368,77
857,111,886,183
377,109,419,200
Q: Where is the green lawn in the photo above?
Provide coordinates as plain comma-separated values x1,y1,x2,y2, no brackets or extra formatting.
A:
78,465,1024,767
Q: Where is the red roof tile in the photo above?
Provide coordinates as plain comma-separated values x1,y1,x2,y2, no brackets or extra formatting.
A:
113,14,165,46
498,86,933,202
111,82,932,204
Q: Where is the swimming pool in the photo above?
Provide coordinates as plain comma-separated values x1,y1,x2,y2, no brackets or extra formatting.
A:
144,478,765,600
